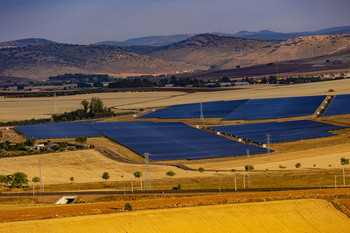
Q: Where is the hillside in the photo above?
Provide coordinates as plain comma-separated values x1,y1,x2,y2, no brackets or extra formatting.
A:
0,44,204,80
174,47,350,80
148,34,275,68
148,34,350,69
0,38,57,48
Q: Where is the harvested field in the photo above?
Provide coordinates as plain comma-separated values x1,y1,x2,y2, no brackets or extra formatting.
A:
1,79,350,122
183,142,350,171
0,199,349,233
0,149,217,185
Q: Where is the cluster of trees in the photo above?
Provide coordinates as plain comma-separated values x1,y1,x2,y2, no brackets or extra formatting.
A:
53,97,115,121
0,172,28,188
0,138,90,158
108,78,156,88
49,73,113,84
260,75,348,85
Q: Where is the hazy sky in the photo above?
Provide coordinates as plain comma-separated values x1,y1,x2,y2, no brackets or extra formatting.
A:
1,0,350,44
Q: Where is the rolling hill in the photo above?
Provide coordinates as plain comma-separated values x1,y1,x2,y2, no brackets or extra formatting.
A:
0,44,205,80
0,38,58,48
147,34,350,69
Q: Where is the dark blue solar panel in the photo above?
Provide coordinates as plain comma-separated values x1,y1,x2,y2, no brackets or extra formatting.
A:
323,94,350,116
15,121,103,139
139,99,248,119
210,120,347,144
223,96,326,120
88,121,270,161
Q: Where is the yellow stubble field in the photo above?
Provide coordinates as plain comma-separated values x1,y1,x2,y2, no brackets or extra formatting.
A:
1,79,350,122
0,199,349,233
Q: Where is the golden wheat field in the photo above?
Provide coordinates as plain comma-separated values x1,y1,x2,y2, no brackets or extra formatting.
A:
0,149,218,185
0,199,349,233
1,79,350,122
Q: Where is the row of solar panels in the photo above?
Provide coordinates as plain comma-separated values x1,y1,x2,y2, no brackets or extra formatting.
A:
139,94,350,120
15,121,270,161
16,119,347,161
209,120,348,144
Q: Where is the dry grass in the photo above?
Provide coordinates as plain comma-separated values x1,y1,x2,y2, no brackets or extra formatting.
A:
0,149,219,185
0,199,349,233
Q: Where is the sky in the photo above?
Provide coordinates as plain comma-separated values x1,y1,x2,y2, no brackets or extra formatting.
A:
1,0,350,44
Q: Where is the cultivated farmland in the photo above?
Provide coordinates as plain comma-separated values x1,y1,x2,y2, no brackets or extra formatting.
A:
1,199,349,233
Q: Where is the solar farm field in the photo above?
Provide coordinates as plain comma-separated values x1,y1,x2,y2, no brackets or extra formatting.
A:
209,120,348,144
139,99,248,119
88,121,270,161
323,94,350,116
223,95,326,120
15,121,102,139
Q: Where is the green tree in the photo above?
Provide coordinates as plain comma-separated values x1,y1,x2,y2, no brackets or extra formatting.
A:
89,97,103,118
166,170,176,177
0,175,10,186
124,203,133,211
341,157,349,165
11,172,28,188
32,177,40,183
295,163,301,168
198,167,205,173
81,100,89,113
102,172,110,180
133,171,142,179
70,177,74,183
245,165,255,171
24,138,37,147
75,136,87,144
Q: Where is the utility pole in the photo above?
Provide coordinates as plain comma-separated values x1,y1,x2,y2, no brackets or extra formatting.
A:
234,174,237,191
200,102,204,122
266,134,271,160
243,170,245,189
335,175,337,189
144,153,152,190
39,161,43,193
247,149,251,188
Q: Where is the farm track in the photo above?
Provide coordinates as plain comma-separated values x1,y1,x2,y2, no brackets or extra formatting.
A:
1,186,350,197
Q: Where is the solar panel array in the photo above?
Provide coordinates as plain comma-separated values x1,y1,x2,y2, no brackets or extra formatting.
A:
15,121,103,139
88,121,270,161
210,120,347,144
323,94,350,116
139,99,248,119
223,95,326,120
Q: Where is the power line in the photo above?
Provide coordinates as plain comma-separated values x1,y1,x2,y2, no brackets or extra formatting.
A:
143,153,152,190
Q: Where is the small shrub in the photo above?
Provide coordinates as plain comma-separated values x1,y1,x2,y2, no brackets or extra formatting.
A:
172,184,182,190
328,89,334,92
279,165,286,169
341,157,349,165
166,170,176,177
313,164,316,167
124,203,133,211
102,172,110,180
329,164,332,167
198,167,205,173
245,165,254,171
295,163,301,168
231,169,236,172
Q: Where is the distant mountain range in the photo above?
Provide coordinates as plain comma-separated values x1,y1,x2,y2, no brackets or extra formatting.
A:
94,26,350,47
0,26,349,80
1,26,349,49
